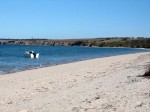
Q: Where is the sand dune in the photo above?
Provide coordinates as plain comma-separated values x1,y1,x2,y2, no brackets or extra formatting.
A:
0,52,150,112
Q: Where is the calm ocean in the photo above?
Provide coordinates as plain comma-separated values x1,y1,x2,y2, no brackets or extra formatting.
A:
0,44,149,74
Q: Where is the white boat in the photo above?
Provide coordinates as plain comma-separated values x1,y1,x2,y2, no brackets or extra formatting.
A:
24,51,39,58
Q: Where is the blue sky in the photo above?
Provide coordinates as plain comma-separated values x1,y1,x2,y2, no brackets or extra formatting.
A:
0,0,150,39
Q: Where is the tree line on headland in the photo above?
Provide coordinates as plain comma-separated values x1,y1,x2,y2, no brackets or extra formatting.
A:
0,37,150,48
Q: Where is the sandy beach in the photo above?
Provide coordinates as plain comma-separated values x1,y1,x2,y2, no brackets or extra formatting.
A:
0,52,150,112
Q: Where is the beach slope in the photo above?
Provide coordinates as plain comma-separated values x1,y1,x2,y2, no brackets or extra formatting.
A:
0,52,150,112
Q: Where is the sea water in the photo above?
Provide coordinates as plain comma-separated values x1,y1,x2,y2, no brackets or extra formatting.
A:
0,44,149,74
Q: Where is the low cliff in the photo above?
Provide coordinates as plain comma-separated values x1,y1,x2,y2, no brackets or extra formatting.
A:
0,37,150,48
0,39,95,47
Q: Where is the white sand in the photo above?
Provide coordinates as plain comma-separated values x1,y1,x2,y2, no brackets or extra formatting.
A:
0,52,150,112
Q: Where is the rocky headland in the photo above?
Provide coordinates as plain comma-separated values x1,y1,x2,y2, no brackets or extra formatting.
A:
0,37,150,48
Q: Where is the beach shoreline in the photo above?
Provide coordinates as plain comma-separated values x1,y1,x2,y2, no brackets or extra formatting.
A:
0,52,150,112
1,50,149,75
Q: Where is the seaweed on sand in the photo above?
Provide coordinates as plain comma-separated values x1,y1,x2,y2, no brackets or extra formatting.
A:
142,66,150,78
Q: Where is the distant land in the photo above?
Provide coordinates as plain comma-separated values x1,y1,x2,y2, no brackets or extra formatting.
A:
0,37,150,48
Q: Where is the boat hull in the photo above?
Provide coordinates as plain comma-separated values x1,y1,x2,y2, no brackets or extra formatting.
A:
24,52,39,58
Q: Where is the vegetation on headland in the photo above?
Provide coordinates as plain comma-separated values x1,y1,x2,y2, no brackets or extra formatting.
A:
0,37,150,48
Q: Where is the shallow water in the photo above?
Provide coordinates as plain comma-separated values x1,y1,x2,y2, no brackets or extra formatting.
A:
0,45,149,74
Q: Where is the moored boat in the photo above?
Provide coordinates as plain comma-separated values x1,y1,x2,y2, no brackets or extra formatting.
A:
24,51,39,58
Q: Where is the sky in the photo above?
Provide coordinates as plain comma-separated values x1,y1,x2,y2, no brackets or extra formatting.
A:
0,0,150,39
